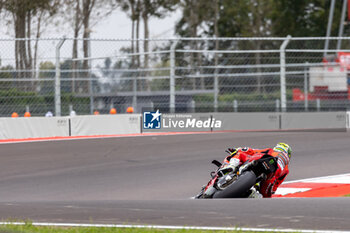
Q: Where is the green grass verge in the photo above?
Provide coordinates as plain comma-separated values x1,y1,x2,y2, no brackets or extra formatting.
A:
344,194,350,197
0,223,300,233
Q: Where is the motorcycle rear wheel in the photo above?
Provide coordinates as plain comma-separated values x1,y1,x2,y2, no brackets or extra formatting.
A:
212,171,257,198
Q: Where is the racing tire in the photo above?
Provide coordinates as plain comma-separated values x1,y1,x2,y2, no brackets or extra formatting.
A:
212,171,257,198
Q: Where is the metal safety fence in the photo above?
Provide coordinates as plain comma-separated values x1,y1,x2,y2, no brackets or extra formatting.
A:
0,37,350,116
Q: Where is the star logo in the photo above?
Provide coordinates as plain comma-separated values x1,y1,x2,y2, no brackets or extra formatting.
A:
143,110,162,129
150,109,161,122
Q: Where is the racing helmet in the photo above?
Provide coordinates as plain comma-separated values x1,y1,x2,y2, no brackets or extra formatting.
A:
273,142,292,159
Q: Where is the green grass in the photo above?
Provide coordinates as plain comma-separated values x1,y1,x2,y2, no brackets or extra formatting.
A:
344,194,350,197
0,223,300,233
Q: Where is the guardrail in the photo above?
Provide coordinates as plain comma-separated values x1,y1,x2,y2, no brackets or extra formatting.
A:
0,112,347,140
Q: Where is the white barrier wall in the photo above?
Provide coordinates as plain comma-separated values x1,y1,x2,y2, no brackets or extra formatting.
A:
281,112,346,130
0,117,69,139
0,112,347,140
70,114,141,136
212,113,280,131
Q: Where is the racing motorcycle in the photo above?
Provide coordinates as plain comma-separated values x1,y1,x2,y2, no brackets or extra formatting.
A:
195,153,278,198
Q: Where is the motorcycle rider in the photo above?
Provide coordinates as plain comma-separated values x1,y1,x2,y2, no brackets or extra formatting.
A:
222,142,291,198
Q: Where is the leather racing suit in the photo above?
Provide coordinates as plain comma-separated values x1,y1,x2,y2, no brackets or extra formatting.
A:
223,147,289,198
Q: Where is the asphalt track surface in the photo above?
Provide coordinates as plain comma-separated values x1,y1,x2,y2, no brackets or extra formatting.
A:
0,131,350,231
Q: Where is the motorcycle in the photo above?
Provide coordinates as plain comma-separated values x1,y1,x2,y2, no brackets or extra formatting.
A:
195,153,278,198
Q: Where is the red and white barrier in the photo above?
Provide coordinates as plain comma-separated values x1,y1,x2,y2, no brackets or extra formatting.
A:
274,173,350,198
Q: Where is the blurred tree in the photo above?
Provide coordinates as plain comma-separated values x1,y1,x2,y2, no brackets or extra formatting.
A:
118,0,177,92
176,0,343,38
63,0,117,93
176,0,213,38
1,0,60,80
140,0,178,68
118,0,178,70
175,0,344,94
38,61,55,94
0,65,14,91
271,0,343,37
175,0,213,89
116,0,141,68
244,0,274,94
81,0,95,75
63,0,84,93
140,0,178,92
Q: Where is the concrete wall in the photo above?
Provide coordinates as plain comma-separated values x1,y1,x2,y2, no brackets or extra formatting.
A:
281,112,346,130
0,117,69,139
0,112,347,140
70,114,141,136
212,113,280,131
143,112,346,133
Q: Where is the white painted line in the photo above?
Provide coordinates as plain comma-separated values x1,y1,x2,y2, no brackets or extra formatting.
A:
0,222,349,233
283,173,350,184
275,188,311,196
304,175,350,184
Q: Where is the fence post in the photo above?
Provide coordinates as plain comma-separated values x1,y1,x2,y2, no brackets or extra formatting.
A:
214,39,219,112
233,99,238,112
275,99,280,112
316,98,321,112
55,37,66,117
214,66,219,112
88,39,94,115
337,0,347,50
190,100,196,112
280,35,291,113
133,76,137,112
304,62,309,111
324,0,336,57
170,40,178,113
